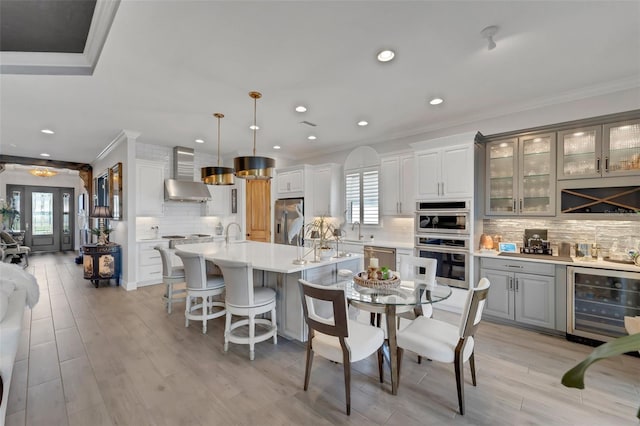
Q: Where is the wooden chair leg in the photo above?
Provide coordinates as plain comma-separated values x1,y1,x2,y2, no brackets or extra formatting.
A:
343,355,351,416
418,355,422,364
369,312,376,326
397,347,404,384
303,341,313,391
454,350,465,415
377,347,384,383
469,351,477,386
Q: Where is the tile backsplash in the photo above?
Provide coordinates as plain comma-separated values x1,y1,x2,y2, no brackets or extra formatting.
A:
483,218,640,252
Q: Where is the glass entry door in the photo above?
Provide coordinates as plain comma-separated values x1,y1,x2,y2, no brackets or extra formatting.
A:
7,185,74,253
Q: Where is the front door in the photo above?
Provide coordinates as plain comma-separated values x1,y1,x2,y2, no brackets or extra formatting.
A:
7,185,74,252
246,180,271,242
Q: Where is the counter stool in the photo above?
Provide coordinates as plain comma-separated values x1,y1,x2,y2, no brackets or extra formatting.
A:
214,259,277,361
175,251,226,334
154,246,187,314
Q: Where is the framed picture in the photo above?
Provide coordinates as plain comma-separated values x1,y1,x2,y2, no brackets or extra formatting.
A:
231,188,237,213
110,162,123,220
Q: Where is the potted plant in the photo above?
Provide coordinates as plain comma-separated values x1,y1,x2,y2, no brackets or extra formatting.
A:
305,216,336,260
90,227,113,245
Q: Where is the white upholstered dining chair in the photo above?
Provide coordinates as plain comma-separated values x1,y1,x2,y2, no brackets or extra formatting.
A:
154,246,187,314
396,277,490,415
175,251,226,334
298,279,385,415
214,259,277,361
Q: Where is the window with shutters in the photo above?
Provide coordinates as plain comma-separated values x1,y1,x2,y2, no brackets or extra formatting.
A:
345,167,379,225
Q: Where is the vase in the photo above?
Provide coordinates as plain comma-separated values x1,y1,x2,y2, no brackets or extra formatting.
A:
319,248,334,260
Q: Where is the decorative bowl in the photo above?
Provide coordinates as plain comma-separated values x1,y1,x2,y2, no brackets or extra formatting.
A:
353,272,401,289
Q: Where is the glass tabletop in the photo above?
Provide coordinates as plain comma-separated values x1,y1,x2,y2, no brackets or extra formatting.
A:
338,279,452,307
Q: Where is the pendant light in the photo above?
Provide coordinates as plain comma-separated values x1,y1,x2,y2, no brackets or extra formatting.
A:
201,113,235,185
233,91,275,179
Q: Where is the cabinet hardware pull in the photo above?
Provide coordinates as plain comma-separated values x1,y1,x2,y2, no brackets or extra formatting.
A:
519,199,523,211
509,277,513,291
596,157,600,173
506,264,523,268
513,199,516,211
441,182,444,195
399,201,402,212
515,279,519,292
604,157,609,172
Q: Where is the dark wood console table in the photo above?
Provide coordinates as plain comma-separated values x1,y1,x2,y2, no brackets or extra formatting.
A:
82,244,121,288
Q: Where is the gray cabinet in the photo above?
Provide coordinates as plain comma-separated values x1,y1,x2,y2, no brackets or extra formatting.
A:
557,119,640,180
485,133,556,216
481,258,556,330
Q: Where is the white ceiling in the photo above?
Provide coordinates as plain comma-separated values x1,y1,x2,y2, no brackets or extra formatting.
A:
1,1,639,164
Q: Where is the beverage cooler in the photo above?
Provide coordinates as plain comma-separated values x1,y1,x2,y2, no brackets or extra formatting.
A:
567,266,640,342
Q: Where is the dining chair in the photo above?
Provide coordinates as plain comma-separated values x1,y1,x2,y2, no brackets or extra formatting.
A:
214,259,277,361
0,231,30,268
396,256,438,324
154,246,187,314
175,251,225,334
298,279,385,415
396,277,490,415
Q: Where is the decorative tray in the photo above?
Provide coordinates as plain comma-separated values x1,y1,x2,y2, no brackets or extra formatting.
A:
353,272,401,289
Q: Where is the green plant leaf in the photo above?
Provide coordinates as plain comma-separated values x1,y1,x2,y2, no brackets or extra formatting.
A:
562,333,640,418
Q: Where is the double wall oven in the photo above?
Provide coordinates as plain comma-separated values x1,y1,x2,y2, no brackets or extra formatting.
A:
415,200,470,289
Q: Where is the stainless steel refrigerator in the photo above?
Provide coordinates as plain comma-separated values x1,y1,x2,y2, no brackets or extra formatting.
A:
274,198,304,245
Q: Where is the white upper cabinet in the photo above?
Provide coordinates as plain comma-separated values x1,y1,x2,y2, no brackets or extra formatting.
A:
380,153,415,215
136,160,164,216
311,164,341,217
416,144,473,200
276,168,304,196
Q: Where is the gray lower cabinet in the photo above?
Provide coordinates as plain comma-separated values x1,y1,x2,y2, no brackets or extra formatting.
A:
481,258,556,330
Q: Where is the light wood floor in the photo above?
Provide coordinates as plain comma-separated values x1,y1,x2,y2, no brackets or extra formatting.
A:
4,252,640,426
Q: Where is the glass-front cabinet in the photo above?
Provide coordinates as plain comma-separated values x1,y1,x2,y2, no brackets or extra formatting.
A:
558,119,640,179
486,133,556,216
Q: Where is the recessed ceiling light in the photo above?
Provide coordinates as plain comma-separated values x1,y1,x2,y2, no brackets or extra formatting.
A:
429,98,444,105
249,125,260,130
295,106,307,113
40,153,51,157
308,135,317,140
357,120,369,127
41,129,55,134
377,49,395,62
273,145,281,150
195,139,204,144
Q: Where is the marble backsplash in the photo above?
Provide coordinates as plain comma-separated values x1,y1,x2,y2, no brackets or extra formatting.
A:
482,218,640,253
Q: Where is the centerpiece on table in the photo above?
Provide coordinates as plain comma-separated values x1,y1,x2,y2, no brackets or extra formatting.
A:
354,257,401,289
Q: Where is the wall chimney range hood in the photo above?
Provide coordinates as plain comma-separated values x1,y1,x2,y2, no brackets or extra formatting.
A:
164,146,212,202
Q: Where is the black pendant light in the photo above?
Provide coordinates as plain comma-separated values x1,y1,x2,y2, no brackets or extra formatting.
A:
233,91,275,179
201,113,235,185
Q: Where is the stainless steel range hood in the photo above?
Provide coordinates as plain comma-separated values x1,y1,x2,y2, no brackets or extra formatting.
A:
164,147,212,202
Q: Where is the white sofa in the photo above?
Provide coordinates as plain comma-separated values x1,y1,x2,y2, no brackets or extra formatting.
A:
0,264,39,426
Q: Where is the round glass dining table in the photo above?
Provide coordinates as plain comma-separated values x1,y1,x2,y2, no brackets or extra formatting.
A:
337,279,452,395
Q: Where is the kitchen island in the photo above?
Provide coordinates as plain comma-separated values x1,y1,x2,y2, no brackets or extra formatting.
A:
176,241,363,341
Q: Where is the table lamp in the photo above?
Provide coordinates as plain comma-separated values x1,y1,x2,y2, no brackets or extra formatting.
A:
91,205,112,245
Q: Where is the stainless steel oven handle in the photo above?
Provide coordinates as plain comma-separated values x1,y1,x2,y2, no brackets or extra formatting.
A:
416,245,469,254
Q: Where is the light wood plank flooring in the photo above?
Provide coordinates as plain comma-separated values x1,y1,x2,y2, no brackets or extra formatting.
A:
4,252,640,425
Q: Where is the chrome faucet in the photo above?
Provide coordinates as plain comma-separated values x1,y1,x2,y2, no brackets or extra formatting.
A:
351,221,363,240
225,222,242,245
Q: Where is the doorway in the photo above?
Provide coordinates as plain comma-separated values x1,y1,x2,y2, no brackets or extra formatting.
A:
6,185,74,252
245,180,271,242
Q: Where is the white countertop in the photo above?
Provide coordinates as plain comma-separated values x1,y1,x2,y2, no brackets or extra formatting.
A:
475,250,640,273
175,241,363,274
